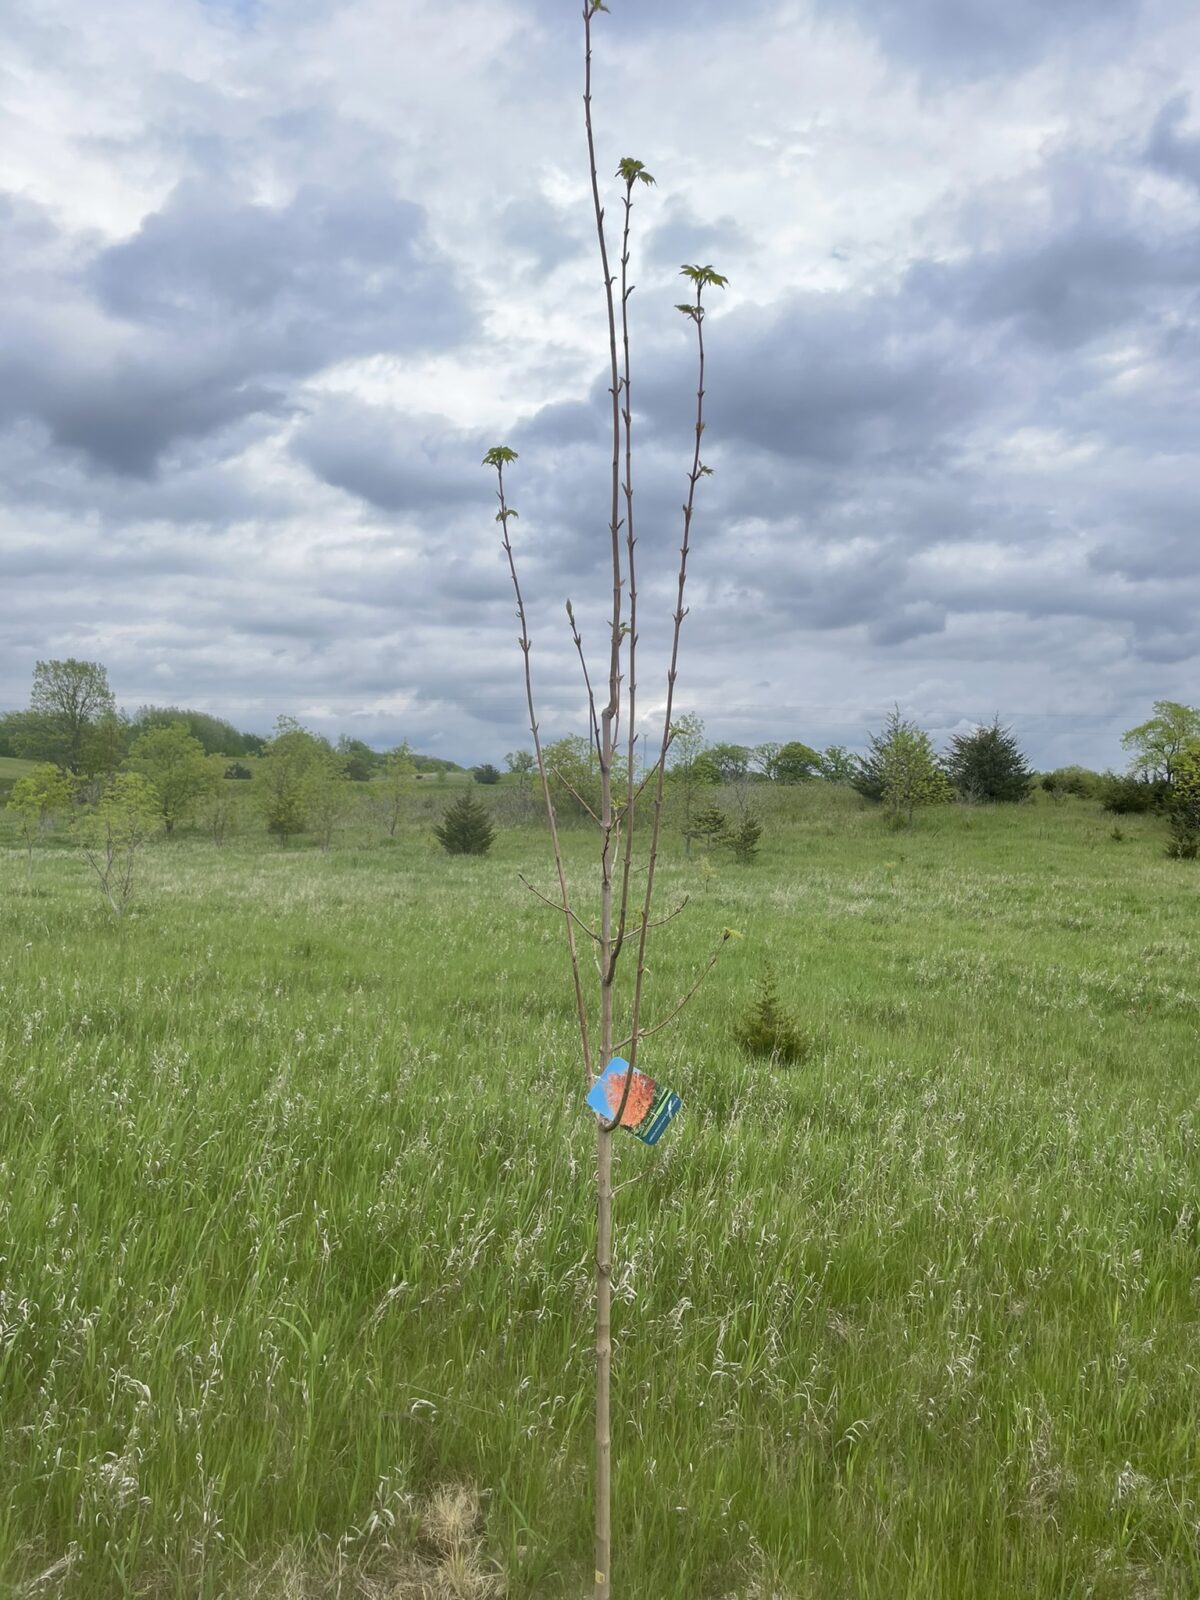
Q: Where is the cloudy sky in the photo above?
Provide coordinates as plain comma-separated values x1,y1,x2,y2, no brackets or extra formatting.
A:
2,0,1198,767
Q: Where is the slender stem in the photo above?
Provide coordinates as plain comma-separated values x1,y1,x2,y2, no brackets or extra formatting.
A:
569,608,603,763
495,468,594,1086
603,278,709,1128
610,176,639,984
583,6,620,1595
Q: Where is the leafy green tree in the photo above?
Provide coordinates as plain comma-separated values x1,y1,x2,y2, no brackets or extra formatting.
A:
126,720,210,834
473,763,502,785
1166,746,1200,859
81,711,132,779
944,718,1032,803
434,792,495,856
197,754,238,846
882,725,953,828
7,763,74,878
751,742,781,781
1040,766,1101,801
704,742,751,783
19,659,117,772
542,734,625,823
131,705,258,758
505,749,535,776
819,745,856,784
667,713,713,853
336,736,381,782
309,755,352,850
853,707,906,802
1122,701,1200,785
77,771,160,916
370,743,416,838
774,740,821,784
256,717,331,845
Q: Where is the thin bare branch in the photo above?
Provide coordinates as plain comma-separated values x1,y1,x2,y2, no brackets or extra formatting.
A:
548,764,602,827
518,873,601,943
491,458,594,1085
610,932,730,1060
567,602,603,761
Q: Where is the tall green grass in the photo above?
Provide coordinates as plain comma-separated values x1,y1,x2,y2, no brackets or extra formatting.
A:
1,791,1199,1596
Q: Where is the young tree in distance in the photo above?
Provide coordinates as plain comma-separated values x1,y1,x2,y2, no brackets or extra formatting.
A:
668,712,710,854
704,741,751,783
750,741,781,782
482,7,730,1586
7,763,74,879
434,792,495,856
1121,701,1200,785
1166,745,1200,859
198,754,238,845
126,720,210,834
819,744,856,784
944,717,1032,803
882,724,953,828
774,739,821,784
81,711,132,779
77,771,160,916
309,752,352,850
22,659,116,772
505,749,536,777
257,717,330,845
370,743,415,838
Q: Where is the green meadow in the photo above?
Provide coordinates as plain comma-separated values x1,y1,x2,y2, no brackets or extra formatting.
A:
2,788,1199,1597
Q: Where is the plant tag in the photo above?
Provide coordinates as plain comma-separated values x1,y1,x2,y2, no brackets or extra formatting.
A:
586,1057,682,1146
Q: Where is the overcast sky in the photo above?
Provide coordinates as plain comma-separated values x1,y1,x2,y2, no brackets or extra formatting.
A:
2,0,1198,767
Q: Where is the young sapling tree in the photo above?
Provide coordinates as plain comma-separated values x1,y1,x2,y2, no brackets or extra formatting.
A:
482,6,733,1593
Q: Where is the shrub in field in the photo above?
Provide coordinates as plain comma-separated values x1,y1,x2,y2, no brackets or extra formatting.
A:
257,717,334,844
819,744,856,784
736,966,810,1063
1166,749,1200,860
435,793,495,856
370,743,416,838
944,717,1032,803
1040,765,1102,801
199,754,239,845
77,771,159,915
773,740,822,784
473,763,502,785
727,811,762,864
1099,772,1170,815
6,762,74,878
126,719,211,834
877,719,953,828
685,802,728,855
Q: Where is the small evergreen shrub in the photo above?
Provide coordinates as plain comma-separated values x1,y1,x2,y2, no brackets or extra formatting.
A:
728,812,762,864
435,793,495,856
688,804,729,852
735,966,810,1064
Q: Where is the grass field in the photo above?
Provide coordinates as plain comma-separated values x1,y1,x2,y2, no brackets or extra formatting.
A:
2,788,1199,1597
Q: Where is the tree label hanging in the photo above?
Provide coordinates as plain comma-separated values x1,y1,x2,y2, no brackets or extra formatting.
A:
586,1058,682,1146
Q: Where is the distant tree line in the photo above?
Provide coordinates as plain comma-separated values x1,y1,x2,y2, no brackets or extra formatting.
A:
4,660,1198,860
